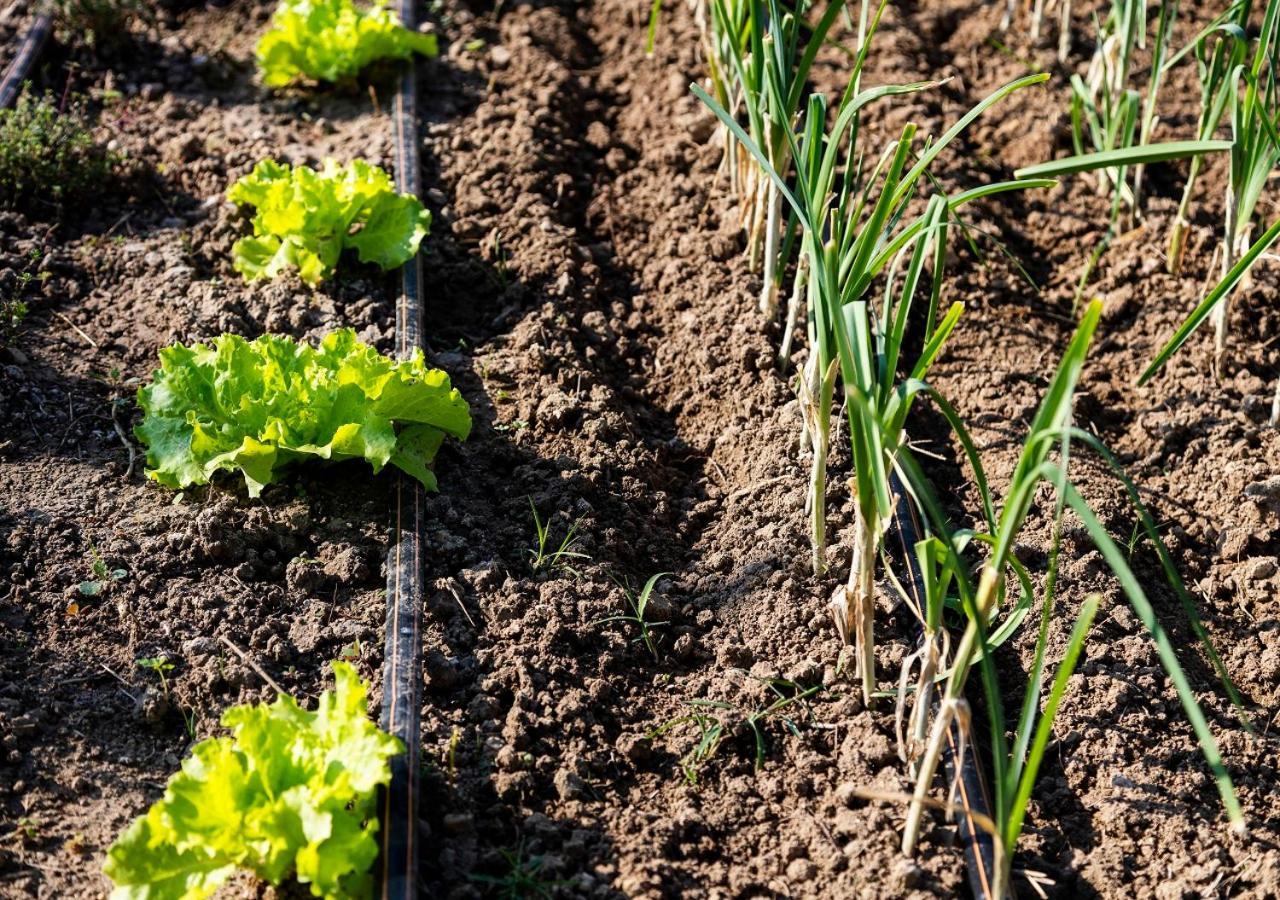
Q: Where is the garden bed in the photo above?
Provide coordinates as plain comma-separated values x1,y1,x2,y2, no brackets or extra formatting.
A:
1,0,1278,897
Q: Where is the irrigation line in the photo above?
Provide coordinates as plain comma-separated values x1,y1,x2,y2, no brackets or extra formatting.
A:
887,471,998,900
379,0,426,896
0,7,52,108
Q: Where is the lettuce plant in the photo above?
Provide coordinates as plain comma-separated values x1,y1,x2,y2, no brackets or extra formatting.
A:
135,329,471,498
257,0,437,88
227,158,430,285
104,662,403,900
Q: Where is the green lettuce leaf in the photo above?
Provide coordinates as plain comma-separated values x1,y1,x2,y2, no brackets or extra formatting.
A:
257,0,438,88
135,329,470,497
227,158,431,285
104,663,404,900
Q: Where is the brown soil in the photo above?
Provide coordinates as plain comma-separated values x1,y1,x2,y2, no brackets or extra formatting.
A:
2,0,1279,899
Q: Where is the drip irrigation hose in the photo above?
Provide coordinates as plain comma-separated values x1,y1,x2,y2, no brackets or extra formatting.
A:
0,6,52,109
379,1,426,896
886,471,999,900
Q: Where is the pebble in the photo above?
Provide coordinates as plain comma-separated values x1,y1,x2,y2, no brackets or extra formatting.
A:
615,732,650,763
553,768,587,801
1246,557,1277,582
785,858,816,882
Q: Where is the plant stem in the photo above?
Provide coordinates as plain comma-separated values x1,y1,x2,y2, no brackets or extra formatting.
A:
901,697,969,856
851,501,877,704
1059,0,1072,62
1212,185,1238,370
1167,154,1203,274
808,358,835,576
779,253,808,367
759,176,782,317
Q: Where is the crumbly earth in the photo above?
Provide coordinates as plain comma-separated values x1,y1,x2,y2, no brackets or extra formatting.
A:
1,0,1278,898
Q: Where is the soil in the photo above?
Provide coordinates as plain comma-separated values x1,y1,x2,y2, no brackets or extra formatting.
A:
1,0,1279,899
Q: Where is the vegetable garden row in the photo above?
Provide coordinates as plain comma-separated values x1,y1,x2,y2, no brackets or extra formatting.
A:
0,0,1278,897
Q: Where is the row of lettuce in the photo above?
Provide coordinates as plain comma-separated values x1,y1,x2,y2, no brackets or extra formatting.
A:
674,0,1265,894
9,1,476,898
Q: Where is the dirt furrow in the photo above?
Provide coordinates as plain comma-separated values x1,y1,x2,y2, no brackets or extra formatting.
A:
410,1,967,897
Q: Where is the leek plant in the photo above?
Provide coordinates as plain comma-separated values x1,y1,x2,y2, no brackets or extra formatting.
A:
1207,0,1280,365
896,302,1244,898
1015,135,1232,301
695,0,844,318
1142,216,1280,419
695,0,1051,700
1167,1,1253,274
1000,0,1072,64
1055,0,1181,295
1069,0,1147,212
1141,3,1280,420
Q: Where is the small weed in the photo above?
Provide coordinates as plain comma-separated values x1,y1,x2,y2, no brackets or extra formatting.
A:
0,89,117,213
444,725,461,783
180,706,198,742
1126,517,1173,559
1,298,27,347
592,572,670,659
527,499,588,577
494,418,529,433
470,842,568,899
482,228,510,288
1,247,46,348
648,675,821,785
137,656,174,698
12,817,40,844
79,545,126,597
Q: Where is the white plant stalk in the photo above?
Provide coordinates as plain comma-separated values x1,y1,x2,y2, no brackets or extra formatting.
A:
1059,0,1071,62
830,499,878,704
1213,191,1252,370
901,697,971,855
758,175,783,317
778,253,808,365
902,565,1000,855
799,356,837,576
896,628,948,774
